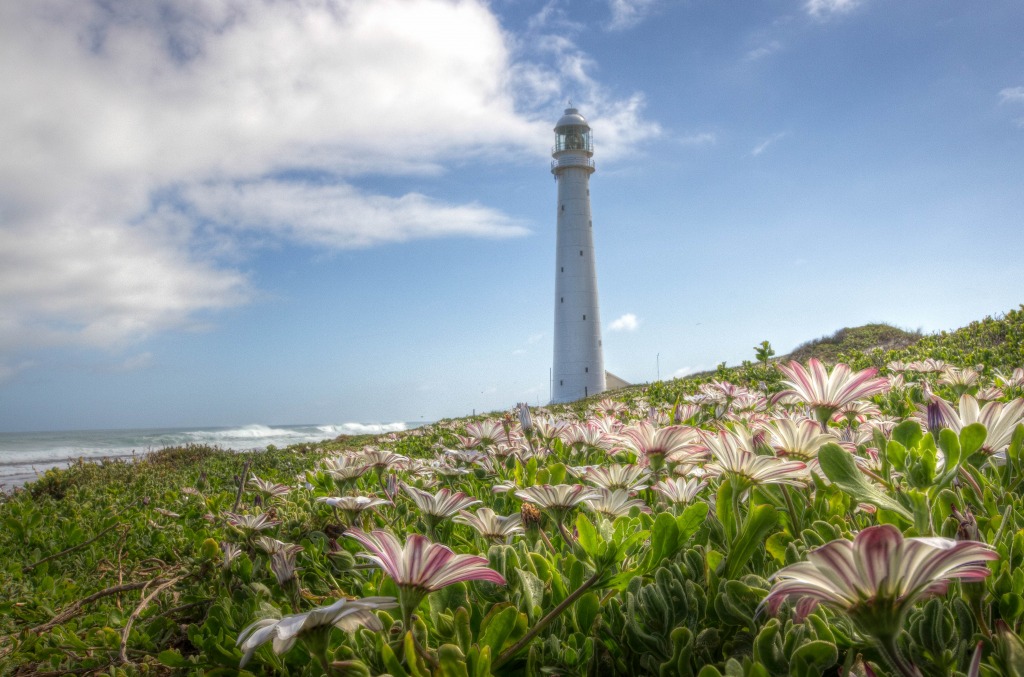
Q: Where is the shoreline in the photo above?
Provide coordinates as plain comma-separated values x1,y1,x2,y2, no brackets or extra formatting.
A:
0,421,416,492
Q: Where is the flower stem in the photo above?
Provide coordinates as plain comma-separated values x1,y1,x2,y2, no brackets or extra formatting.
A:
492,569,602,670
557,519,574,546
314,650,334,677
410,630,440,670
781,485,803,535
874,636,919,677
731,485,744,540
538,527,558,555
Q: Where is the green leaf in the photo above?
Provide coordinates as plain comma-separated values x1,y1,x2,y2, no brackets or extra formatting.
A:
454,606,472,654
999,593,1024,621
479,604,518,655
937,429,962,476
659,626,694,677
792,640,839,676
886,440,908,472
648,512,680,569
715,578,768,627
697,666,724,677
723,504,778,579
677,502,709,541
706,549,724,576
468,645,492,677
529,552,553,583
765,532,790,564
525,455,539,484
818,443,912,521
1008,424,1024,467
437,645,471,677
575,591,600,633
893,420,923,450
576,512,599,558
960,423,988,458
753,618,787,673
806,610,836,643
404,632,430,677
157,649,188,668
380,640,410,677
429,581,469,626
716,479,736,542
515,567,545,622
994,623,1024,676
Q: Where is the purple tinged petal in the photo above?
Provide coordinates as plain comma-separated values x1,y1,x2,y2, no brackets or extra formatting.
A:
852,525,902,595
346,529,506,591
766,523,998,631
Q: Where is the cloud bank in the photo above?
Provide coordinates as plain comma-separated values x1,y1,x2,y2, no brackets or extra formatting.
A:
0,0,658,375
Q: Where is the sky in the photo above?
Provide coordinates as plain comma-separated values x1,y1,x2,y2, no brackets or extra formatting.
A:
0,0,1022,432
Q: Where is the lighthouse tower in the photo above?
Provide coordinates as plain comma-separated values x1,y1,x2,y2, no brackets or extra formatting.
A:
551,107,605,404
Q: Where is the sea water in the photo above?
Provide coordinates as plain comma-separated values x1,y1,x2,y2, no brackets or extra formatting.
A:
0,422,410,490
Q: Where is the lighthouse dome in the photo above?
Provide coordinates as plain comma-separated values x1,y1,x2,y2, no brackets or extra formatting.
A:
555,107,589,131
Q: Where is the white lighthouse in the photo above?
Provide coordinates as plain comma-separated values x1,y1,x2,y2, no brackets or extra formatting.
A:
551,107,605,404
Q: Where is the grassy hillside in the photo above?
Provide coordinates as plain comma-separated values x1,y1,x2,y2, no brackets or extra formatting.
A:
784,323,922,365
616,306,1024,410
1,305,1022,676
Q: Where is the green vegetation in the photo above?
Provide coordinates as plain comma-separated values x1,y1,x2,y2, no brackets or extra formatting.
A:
634,306,1024,409
843,306,1024,372
1,306,1023,676
786,323,923,365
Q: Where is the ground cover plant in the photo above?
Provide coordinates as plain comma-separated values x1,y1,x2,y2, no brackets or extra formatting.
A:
2,307,1024,676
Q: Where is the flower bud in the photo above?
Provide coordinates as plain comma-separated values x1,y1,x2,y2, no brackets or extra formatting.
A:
925,393,954,440
520,501,543,541
517,402,533,434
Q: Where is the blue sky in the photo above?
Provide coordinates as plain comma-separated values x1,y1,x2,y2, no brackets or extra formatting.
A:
1,0,1022,432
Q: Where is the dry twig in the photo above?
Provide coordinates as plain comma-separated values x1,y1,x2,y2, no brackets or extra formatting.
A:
27,579,171,635
118,574,183,663
232,459,252,512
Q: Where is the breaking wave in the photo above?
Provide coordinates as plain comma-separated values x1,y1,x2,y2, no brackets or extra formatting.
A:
0,421,414,489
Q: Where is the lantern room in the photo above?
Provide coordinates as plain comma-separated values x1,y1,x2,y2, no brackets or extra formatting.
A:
553,107,593,154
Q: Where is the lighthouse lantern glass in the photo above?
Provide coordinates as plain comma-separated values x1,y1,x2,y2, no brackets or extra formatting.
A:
555,126,592,153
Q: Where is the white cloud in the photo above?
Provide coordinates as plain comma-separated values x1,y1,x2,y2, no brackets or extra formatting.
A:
0,0,658,364
607,0,659,31
746,41,783,61
999,86,1024,104
751,132,788,156
805,0,862,18
0,209,248,352
672,365,712,378
608,313,639,332
523,15,661,161
678,132,718,146
177,180,529,249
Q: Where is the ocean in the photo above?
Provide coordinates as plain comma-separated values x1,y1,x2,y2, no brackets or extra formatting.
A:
0,422,411,490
